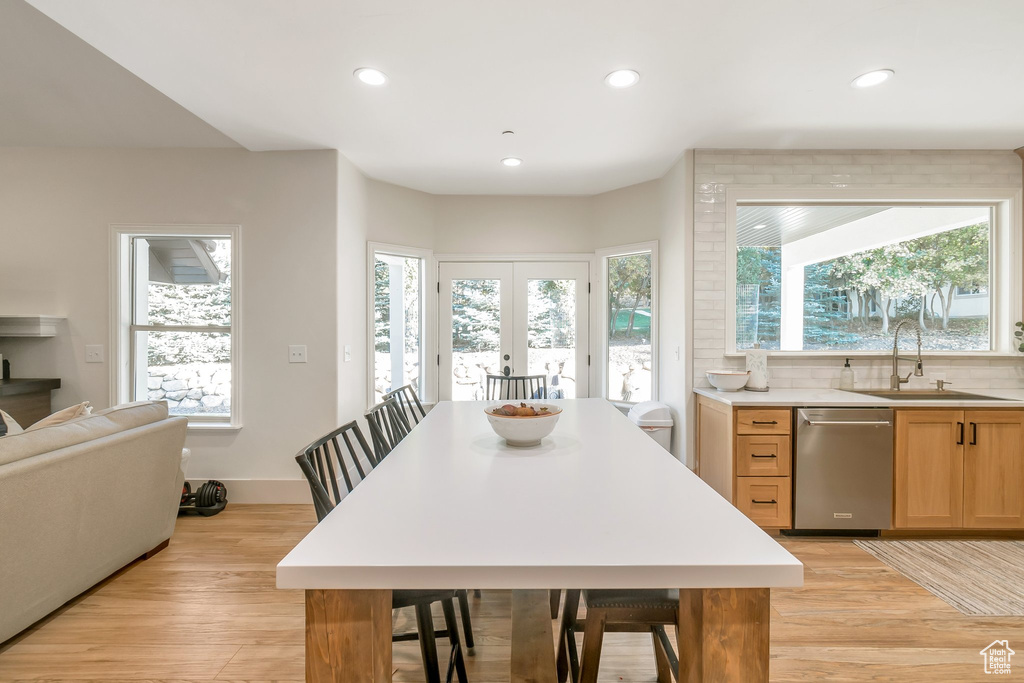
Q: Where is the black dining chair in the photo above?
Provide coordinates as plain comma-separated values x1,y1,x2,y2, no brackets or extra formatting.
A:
384,384,427,426
485,374,547,401
363,401,479,655
556,589,680,683
294,421,470,683
365,396,412,460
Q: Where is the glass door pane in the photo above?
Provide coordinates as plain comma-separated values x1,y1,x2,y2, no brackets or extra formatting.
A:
513,262,590,399
438,263,513,401
526,279,578,399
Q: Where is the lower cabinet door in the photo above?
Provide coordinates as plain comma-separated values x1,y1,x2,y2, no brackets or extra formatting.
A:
735,477,792,528
894,410,964,528
963,410,1024,529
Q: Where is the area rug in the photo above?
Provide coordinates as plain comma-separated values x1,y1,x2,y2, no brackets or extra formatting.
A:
853,539,1024,616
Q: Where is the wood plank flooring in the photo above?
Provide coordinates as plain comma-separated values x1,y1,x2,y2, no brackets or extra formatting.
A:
2,505,1022,682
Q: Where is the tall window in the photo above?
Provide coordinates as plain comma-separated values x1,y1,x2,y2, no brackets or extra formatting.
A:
603,246,656,403
373,250,424,403
734,204,996,352
116,228,238,425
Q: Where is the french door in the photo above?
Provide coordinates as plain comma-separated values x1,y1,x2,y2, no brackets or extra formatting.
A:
438,261,590,401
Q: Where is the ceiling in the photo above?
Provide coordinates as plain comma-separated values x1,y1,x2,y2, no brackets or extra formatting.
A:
15,0,1024,195
0,0,238,148
736,206,888,247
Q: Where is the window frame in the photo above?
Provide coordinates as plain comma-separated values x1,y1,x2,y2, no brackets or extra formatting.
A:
110,224,241,429
724,188,1022,357
593,241,659,404
365,242,436,408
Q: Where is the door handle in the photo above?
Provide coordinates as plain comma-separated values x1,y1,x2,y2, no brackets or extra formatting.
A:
970,422,977,446
751,454,777,458
503,366,511,377
805,420,893,426
751,499,777,505
957,421,964,445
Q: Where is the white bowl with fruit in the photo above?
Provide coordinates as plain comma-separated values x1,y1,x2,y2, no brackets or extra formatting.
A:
485,402,563,447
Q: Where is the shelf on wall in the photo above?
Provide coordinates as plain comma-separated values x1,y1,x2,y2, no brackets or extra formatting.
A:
0,315,65,338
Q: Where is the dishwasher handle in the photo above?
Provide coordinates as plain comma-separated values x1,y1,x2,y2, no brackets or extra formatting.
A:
804,420,893,426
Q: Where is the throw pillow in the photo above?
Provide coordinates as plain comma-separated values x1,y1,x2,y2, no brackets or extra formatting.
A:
0,408,24,437
26,401,92,432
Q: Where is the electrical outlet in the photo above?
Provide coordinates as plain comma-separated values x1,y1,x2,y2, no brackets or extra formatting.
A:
85,345,104,363
344,344,352,362
288,345,307,363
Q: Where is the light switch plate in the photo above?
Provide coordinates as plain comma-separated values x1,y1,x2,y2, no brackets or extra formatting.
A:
288,345,307,363
85,345,104,363
344,344,352,362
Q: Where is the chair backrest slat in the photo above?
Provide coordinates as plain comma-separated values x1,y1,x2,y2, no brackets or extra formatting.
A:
365,397,411,462
383,384,427,426
485,374,547,401
294,421,377,522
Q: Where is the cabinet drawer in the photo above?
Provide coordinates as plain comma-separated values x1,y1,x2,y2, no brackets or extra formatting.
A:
736,435,791,476
736,409,791,435
735,477,792,528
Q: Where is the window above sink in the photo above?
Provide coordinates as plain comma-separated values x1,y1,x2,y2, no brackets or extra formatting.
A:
725,189,1021,356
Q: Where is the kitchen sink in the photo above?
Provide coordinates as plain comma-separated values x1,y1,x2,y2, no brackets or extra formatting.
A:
841,389,1015,401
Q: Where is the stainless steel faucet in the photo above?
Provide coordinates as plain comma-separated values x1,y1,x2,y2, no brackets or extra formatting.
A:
890,320,924,390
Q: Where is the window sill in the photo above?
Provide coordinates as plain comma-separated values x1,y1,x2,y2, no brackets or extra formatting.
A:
725,351,1021,360
185,421,242,432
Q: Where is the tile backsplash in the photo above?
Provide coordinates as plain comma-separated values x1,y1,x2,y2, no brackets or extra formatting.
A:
691,148,1024,389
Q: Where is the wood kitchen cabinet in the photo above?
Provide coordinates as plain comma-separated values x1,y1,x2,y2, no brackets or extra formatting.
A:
963,410,1024,528
696,396,792,529
895,408,1024,530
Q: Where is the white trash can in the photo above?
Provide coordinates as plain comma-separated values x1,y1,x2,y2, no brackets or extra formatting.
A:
627,401,673,451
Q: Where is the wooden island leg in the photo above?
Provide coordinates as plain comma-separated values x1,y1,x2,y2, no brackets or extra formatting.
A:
677,587,770,683
306,589,392,683
511,589,557,683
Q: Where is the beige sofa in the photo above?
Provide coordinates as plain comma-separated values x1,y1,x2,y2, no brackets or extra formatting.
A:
0,401,187,643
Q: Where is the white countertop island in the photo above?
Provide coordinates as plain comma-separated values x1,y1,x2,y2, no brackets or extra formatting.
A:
279,398,802,682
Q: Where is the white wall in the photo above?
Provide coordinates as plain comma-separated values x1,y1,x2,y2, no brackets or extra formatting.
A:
691,149,1024,403
433,195,594,253
0,147,350,501
367,179,435,249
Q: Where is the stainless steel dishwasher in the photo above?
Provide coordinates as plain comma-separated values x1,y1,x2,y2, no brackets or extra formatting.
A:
795,408,894,530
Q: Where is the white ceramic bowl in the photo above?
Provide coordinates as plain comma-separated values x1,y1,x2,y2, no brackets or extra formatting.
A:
706,370,750,392
485,404,563,447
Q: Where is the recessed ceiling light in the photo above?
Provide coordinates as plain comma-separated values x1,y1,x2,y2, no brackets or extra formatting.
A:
753,224,768,230
851,69,894,88
501,157,522,167
354,68,388,86
604,69,640,89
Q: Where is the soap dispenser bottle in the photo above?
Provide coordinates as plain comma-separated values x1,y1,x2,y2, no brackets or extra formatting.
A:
839,358,855,390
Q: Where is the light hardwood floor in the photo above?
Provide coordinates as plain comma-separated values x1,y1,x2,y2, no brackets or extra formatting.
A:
1,505,1022,682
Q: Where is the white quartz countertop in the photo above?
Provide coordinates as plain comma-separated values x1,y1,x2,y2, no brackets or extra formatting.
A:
695,387,1024,407
277,399,803,590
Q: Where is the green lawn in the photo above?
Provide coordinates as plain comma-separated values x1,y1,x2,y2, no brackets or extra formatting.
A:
611,307,650,335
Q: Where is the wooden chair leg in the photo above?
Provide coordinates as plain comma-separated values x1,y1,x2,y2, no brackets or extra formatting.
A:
473,589,482,598
455,590,475,654
556,589,581,683
441,598,468,683
549,588,562,619
414,603,442,683
577,607,607,683
652,627,673,683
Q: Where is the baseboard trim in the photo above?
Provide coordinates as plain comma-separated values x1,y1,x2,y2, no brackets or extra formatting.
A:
185,478,312,504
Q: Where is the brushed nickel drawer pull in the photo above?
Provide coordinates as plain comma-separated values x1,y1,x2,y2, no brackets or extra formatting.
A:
751,420,778,425
751,499,777,505
751,453,777,458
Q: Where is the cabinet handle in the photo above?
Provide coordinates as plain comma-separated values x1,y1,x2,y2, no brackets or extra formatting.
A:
970,422,977,446
957,421,964,445
751,453,777,458
751,499,777,505
752,420,778,425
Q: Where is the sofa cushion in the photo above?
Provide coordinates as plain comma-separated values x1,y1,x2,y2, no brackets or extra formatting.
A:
0,401,170,467
0,409,23,437
26,401,92,432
